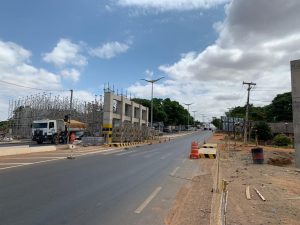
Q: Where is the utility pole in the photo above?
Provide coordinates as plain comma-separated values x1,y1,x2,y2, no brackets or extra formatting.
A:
141,77,164,128
243,81,256,144
192,110,197,127
184,103,193,130
67,89,74,159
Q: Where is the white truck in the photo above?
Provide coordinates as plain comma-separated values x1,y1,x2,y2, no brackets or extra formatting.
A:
32,119,66,144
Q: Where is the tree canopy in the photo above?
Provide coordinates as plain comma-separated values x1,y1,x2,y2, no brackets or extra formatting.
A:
226,92,292,122
132,98,194,126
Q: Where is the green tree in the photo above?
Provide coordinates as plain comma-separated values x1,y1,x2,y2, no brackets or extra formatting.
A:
0,120,9,132
265,92,292,122
211,118,221,129
273,134,291,146
226,105,266,121
252,122,272,141
132,97,191,126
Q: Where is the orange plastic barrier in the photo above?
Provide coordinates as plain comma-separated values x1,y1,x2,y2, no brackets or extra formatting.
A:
189,141,199,159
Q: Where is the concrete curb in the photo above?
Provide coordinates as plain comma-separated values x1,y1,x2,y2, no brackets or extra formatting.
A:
0,145,57,157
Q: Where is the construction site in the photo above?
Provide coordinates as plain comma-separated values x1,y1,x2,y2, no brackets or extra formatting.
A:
6,86,157,144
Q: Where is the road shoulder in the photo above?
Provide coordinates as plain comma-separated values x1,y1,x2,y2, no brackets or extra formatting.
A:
165,159,214,225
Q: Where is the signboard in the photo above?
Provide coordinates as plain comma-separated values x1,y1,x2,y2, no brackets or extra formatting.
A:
221,116,244,132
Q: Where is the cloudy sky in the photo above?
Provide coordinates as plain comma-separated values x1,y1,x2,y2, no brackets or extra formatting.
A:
0,0,298,121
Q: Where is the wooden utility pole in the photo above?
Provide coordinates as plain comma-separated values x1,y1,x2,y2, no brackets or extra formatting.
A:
243,82,256,144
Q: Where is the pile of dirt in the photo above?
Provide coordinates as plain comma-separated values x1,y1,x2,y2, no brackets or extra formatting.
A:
268,157,292,166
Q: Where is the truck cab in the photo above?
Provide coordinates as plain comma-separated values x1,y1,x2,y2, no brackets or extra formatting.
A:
32,119,65,144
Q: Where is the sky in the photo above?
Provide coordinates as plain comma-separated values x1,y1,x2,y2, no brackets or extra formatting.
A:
0,0,299,121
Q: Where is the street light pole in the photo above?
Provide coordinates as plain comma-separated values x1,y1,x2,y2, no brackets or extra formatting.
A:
184,103,193,130
192,110,197,127
141,77,164,128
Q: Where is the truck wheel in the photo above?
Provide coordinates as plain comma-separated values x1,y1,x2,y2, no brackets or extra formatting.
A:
37,140,43,144
53,134,59,145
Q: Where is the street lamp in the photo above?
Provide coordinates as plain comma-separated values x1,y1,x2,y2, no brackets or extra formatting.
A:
192,110,197,127
141,77,164,128
184,103,193,130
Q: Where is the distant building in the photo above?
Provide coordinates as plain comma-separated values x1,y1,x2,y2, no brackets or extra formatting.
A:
268,122,293,136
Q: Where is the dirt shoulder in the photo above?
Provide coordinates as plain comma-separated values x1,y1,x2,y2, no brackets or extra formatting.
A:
165,133,300,225
220,138,300,225
165,159,214,225
165,133,221,225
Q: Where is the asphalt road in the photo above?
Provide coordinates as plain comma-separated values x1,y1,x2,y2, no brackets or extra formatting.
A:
0,131,212,225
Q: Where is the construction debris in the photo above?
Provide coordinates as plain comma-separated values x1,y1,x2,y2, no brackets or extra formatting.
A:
246,186,251,200
267,157,292,166
254,188,266,201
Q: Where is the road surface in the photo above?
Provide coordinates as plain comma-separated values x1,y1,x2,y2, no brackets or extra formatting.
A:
0,131,212,225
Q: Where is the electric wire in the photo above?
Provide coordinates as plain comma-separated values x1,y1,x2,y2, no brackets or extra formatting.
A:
0,80,67,92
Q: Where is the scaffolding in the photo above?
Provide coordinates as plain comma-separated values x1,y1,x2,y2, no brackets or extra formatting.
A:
8,92,103,138
112,123,157,143
6,83,157,142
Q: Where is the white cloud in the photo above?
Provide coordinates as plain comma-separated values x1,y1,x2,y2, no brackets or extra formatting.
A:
116,0,230,11
0,40,103,121
0,40,63,120
89,41,130,59
43,38,87,67
60,69,80,82
128,0,299,119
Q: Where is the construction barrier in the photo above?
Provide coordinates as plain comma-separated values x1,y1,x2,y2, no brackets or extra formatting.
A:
202,143,217,148
189,141,199,159
198,147,216,159
104,141,146,148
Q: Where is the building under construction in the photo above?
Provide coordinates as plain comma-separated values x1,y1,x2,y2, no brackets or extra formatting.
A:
8,87,152,143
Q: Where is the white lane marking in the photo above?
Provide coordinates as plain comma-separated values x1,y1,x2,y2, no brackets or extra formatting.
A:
160,152,172,160
0,162,31,165
0,158,62,171
116,151,134,156
0,165,27,170
2,157,64,159
102,149,124,155
144,151,160,158
170,167,180,176
182,159,187,163
131,151,147,157
0,148,125,171
134,186,162,214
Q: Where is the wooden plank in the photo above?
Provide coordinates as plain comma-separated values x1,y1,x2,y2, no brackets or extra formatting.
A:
246,186,251,200
254,188,266,201
285,196,300,200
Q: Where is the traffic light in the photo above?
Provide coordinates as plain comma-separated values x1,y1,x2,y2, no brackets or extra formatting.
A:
64,115,69,122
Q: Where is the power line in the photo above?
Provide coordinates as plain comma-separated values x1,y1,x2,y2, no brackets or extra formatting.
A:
0,80,66,92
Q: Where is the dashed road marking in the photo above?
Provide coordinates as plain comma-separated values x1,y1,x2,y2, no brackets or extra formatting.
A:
134,186,162,214
170,166,180,176
131,151,147,157
182,158,187,163
116,151,134,156
160,152,172,160
144,152,160,158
